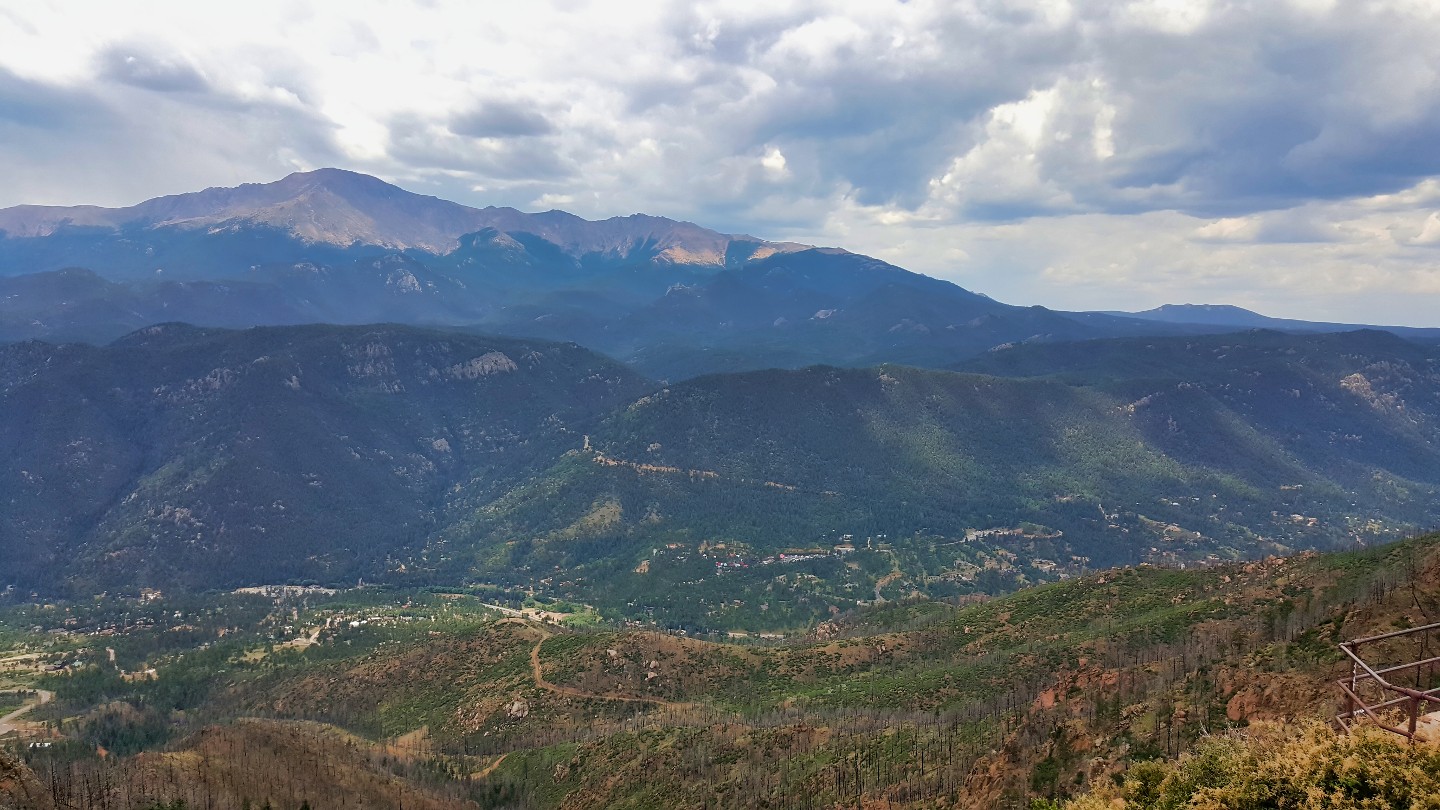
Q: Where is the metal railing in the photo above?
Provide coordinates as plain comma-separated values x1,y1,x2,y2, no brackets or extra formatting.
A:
1336,621,1440,742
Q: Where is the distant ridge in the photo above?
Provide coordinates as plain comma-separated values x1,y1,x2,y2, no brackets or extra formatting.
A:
1096,302,1440,342
0,168,809,262
1124,303,1273,327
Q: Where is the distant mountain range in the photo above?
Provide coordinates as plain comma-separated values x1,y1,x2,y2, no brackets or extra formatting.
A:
1106,303,1440,342
4,169,1435,378
6,171,1440,618
0,167,804,263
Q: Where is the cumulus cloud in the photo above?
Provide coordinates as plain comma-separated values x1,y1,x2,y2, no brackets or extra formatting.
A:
97,43,209,93
0,0,1439,323
449,101,553,139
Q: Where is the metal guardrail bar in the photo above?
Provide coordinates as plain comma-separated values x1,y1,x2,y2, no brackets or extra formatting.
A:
1334,683,1418,715
1372,654,1440,678
1337,681,1387,718
1341,621,1440,647
1343,677,1440,701
1336,716,1416,740
1336,623,1440,743
1339,645,1439,703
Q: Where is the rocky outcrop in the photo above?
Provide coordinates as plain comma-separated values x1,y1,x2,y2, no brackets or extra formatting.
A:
0,751,53,810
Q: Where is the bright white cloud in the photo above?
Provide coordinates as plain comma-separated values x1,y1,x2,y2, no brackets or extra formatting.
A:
0,0,1439,324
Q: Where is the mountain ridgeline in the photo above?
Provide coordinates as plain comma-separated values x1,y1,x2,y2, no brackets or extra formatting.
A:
9,169,1437,380
3,323,1439,628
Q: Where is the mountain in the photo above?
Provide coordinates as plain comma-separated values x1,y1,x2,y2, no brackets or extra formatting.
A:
488,248,1125,378
0,169,1143,378
1115,303,1280,328
9,324,1440,627
13,169,1437,380
957,328,1440,494
0,168,806,275
446,329,1440,626
0,323,651,591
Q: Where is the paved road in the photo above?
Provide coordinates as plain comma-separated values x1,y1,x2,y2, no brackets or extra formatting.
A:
0,688,54,736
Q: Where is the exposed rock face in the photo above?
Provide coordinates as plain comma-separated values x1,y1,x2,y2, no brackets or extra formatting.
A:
0,750,54,810
506,698,530,720
445,352,518,379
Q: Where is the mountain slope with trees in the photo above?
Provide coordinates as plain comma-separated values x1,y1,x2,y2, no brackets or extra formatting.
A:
7,322,1440,630
8,531,1439,809
0,323,650,592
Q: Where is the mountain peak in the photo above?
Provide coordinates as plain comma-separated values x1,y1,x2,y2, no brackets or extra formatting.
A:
270,167,411,200
1147,303,1265,317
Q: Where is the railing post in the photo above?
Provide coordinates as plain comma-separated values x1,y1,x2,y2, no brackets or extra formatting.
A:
1349,657,1358,724
1409,695,1420,743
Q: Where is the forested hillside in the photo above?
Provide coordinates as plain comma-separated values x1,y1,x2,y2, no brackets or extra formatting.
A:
0,323,650,591
445,330,1440,626
5,325,1440,631
6,532,1438,809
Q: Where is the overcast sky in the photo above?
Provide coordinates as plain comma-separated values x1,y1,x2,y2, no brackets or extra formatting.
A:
2,0,1439,324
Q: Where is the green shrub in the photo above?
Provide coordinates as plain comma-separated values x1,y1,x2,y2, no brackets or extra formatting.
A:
1069,721,1440,809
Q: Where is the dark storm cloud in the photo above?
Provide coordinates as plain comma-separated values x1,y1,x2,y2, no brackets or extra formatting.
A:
392,113,571,181
449,101,554,138
632,3,1084,213
0,62,344,208
0,67,93,129
596,1,1440,226
1027,2,1440,219
97,43,210,93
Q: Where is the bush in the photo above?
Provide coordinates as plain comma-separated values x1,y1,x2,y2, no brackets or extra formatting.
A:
1068,721,1440,809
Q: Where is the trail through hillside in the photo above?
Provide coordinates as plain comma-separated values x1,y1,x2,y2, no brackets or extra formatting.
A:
586,443,804,493
473,753,508,780
517,622,697,711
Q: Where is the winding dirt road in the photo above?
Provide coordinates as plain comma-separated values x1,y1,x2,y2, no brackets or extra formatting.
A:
0,688,54,736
